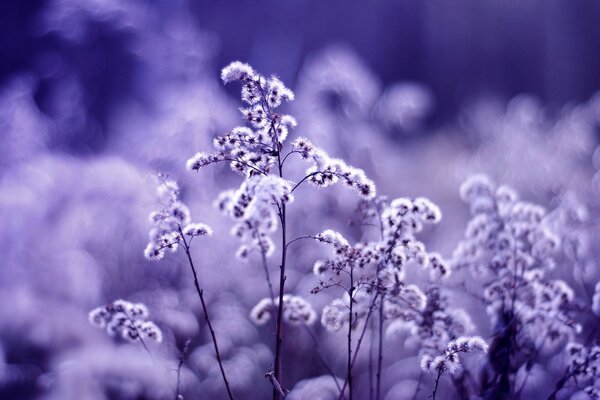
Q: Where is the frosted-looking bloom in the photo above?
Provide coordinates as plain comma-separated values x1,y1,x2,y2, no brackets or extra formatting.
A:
321,292,371,332
89,299,162,343
144,176,212,261
561,343,600,398
312,196,446,340
189,62,375,266
291,137,376,199
453,175,576,345
420,336,488,375
250,295,316,326
214,175,292,261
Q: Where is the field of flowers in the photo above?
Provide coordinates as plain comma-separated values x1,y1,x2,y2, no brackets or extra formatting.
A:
1,1,600,399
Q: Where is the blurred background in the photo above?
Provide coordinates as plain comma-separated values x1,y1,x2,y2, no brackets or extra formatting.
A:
1,1,599,399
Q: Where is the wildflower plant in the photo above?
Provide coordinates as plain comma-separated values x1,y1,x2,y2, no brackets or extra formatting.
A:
126,65,599,400
420,336,488,400
453,175,581,398
144,175,234,399
305,195,445,399
89,299,163,344
548,342,600,399
186,61,375,399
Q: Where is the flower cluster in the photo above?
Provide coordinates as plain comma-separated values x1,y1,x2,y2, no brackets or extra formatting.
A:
321,292,372,332
561,342,600,398
187,62,296,178
312,196,444,286
89,299,163,343
214,175,293,261
292,137,376,199
312,197,446,336
188,62,377,267
250,295,317,326
389,287,475,353
453,175,578,343
420,336,488,375
144,177,212,261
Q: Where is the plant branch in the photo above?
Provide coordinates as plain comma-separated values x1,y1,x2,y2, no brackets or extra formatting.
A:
179,228,235,400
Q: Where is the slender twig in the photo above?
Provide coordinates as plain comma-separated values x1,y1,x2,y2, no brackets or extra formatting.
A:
123,313,155,362
291,171,321,193
280,150,302,168
303,326,343,393
338,292,380,399
376,293,384,400
347,268,355,400
368,316,375,400
547,369,575,400
273,151,288,400
255,227,276,305
375,204,385,400
175,339,191,400
432,368,444,400
284,235,314,251
178,228,235,400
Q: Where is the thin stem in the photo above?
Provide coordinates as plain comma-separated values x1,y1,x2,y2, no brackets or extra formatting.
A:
291,171,321,193
374,203,384,400
547,369,574,400
304,326,343,393
338,292,380,399
432,368,444,400
273,151,288,400
375,293,384,400
123,313,155,363
179,229,235,400
284,235,314,251
280,150,302,168
368,317,375,400
175,339,191,400
138,336,154,362
195,156,268,177
255,228,276,305
347,268,355,400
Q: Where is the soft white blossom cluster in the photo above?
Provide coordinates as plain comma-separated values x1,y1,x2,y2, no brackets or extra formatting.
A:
250,295,317,326
187,62,296,178
144,177,212,261
188,62,377,265
313,196,443,283
321,292,372,332
560,343,600,399
313,196,446,333
453,175,579,343
214,175,293,261
291,137,376,199
420,336,488,375
89,299,163,343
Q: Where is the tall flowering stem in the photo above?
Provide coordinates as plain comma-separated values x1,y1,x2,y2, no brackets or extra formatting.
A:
188,61,375,399
314,196,444,400
452,175,580,397
178,227,235,400
144,177,234,399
